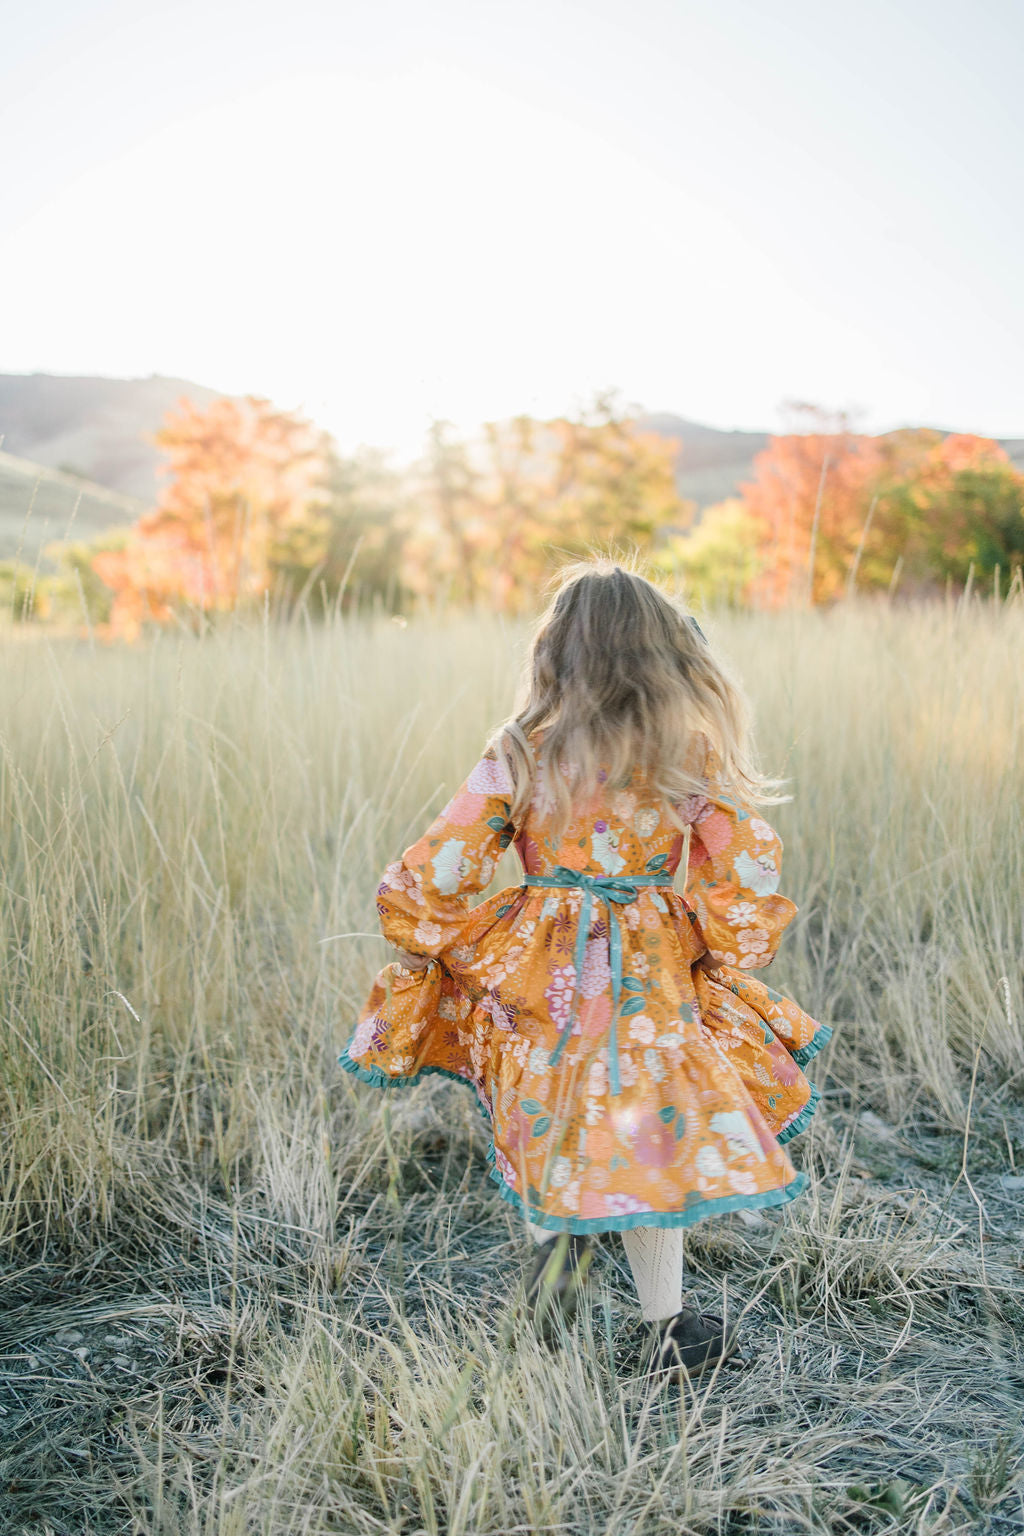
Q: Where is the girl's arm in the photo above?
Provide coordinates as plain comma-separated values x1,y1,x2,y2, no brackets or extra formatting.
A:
684,739,797,970
374,746,518,964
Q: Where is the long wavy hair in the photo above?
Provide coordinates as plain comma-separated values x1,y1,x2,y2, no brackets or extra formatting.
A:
488,558,784,837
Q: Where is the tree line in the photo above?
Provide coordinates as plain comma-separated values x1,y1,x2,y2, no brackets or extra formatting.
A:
3,395,1021,633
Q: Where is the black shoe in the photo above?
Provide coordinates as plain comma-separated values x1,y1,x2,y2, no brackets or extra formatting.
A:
648,1305,743,1380
523,1232,597,1343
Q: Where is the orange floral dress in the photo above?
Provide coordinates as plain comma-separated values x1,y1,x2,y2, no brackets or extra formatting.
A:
339,732,830,1234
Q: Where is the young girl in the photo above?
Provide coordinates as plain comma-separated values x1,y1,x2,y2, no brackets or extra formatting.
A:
340,561,829,1377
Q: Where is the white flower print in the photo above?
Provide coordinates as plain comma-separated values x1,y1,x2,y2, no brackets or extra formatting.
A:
709,1110,767,1162
633,807,660,839
561,1178,581,1211
736,927,771,954
550,1156,573,1188
413,919,442,948
544,964,577,1028
695,1145,727,1179
437,995,457,1020
388,1054,414,1073
493,1147,518,1186
432,838,470,895
727,1169,758,1194
586,1058,609,1098
618,1056,639,1088
734,850,780,896
529,1046,551,1074
749,817,775,843
478,853,496,887
644,1048,666,1083
726,901,757,925
710,949,738,966
628,1014,656,1045
610,789,636,821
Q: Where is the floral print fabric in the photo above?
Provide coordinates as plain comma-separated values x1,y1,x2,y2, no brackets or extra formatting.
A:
340,733,830,1233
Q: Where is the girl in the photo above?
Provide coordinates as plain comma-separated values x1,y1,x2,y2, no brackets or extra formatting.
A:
340,561,829,1377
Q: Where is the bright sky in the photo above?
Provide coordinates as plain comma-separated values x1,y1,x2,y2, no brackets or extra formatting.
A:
3,0,1022,454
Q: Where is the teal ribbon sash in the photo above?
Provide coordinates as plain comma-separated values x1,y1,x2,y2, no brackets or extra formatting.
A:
521,866,674,1095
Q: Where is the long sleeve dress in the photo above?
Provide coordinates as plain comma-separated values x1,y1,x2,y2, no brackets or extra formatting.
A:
339,731,830,1234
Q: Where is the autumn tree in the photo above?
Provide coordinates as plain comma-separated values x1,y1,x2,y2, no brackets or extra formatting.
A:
403,395,692,609
92,396,327,637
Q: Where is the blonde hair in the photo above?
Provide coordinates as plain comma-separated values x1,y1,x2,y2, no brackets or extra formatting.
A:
489,557,784,837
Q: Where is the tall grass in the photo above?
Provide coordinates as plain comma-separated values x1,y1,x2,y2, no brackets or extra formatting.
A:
1,599,1022,1534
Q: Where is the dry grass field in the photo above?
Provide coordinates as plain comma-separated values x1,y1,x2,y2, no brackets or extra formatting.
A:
1,599,1022,1535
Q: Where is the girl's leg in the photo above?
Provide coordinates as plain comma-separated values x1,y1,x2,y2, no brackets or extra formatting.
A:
620,1225,686,1322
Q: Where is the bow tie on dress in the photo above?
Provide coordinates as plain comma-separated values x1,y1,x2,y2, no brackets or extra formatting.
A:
521,866,675,1094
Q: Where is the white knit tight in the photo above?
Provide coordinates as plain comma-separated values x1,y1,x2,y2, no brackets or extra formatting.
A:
528,1221,685,1322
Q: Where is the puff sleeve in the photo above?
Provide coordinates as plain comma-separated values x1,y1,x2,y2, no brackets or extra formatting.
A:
374,746,518,959
684,739,797,969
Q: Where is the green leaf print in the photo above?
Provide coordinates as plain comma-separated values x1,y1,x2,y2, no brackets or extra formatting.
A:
486,816,508,832
674,1115,686,1141
658,1105,676,1124
620,996,646,1017
520,1099,543,1116
610,1154,630,1171
531,1116,552,1138
678,1003,695,1023
645,853,668,872
621,977,644,992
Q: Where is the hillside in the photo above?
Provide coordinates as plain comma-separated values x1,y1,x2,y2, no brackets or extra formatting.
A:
0,451,144,565
639,413,769,508
0,373,222,503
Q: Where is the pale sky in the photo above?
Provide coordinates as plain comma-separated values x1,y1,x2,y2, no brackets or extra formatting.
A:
3,0,1022,454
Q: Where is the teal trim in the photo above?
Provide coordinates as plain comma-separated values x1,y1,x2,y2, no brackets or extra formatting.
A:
338,1043,810,1236
521,868,674,1095
791,1021,833,1069
776,1083,821,1145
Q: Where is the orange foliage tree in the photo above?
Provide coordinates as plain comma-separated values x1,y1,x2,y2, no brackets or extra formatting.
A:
740,410,1023,605
93,397,327,638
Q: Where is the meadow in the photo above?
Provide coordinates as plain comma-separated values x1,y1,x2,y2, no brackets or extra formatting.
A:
1,598,1022,1535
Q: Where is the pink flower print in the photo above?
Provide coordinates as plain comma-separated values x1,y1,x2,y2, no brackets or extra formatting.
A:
737,927,770,955
466,754,514,796
749,817,775,843
413,919,442,949
628,1013,656,1045
581,936,611,999
493,1147,518,1187
544,964,577,1028
678,793,710,825
604,1192,655,1216
505,1105,532,1154
694,808,733,855
632,1112,677,1168
442,790,488,827
579,993,612,1040
349,1017,376,1058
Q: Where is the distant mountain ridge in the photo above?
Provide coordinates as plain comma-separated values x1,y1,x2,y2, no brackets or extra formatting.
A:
1,373,1021,524
0,373,222,504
